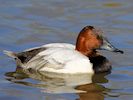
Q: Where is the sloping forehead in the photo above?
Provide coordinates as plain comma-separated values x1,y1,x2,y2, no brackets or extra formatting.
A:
92,27,103,35
91,27,104,39
80,26,104,39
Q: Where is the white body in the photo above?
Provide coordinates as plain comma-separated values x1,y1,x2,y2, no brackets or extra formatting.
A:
6,43,94,74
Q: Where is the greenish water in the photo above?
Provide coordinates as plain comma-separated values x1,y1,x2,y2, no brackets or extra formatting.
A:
0,0,133,100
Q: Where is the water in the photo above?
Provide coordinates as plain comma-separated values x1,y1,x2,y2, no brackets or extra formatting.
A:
0,0,133,100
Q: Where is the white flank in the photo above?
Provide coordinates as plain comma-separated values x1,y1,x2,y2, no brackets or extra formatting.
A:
4,43,94,74
25,46,94,74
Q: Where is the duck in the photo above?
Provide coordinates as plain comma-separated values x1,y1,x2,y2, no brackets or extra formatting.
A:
4,26,123,74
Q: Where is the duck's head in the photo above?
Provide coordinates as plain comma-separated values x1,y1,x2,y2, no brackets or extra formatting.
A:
76,26,124,57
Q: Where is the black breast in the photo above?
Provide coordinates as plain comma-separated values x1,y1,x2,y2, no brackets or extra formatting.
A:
89,55,112,73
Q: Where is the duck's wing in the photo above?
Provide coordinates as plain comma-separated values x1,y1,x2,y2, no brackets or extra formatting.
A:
24,47,86,71
19,43,75,64
25,47,73,70
4,47,47,67
25,43,75,51
4,43,75,65
17,47,47,64
4,47,66,70
42,43,75,49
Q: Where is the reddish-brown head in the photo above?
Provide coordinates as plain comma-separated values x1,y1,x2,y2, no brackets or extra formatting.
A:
75,26,102,56
75,26,123,57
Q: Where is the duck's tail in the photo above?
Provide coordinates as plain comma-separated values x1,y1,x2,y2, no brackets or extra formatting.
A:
3,50,23,67
3,50,17,59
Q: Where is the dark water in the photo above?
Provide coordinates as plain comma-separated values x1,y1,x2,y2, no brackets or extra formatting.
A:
0,0,133,100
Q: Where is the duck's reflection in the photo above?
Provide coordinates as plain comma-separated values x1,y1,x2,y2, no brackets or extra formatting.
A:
76,72,109,100
5,67,110,100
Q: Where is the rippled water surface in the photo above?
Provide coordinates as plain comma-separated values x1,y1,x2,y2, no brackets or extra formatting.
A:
0,0,133,100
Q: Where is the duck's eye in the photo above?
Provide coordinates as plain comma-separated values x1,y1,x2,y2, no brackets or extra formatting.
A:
97,35,103,40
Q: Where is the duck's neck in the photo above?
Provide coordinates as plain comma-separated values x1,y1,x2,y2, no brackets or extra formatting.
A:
75,37,97,57
76,46,97,57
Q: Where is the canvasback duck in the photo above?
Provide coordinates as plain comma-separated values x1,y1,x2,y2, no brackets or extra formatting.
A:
4,26,123,74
